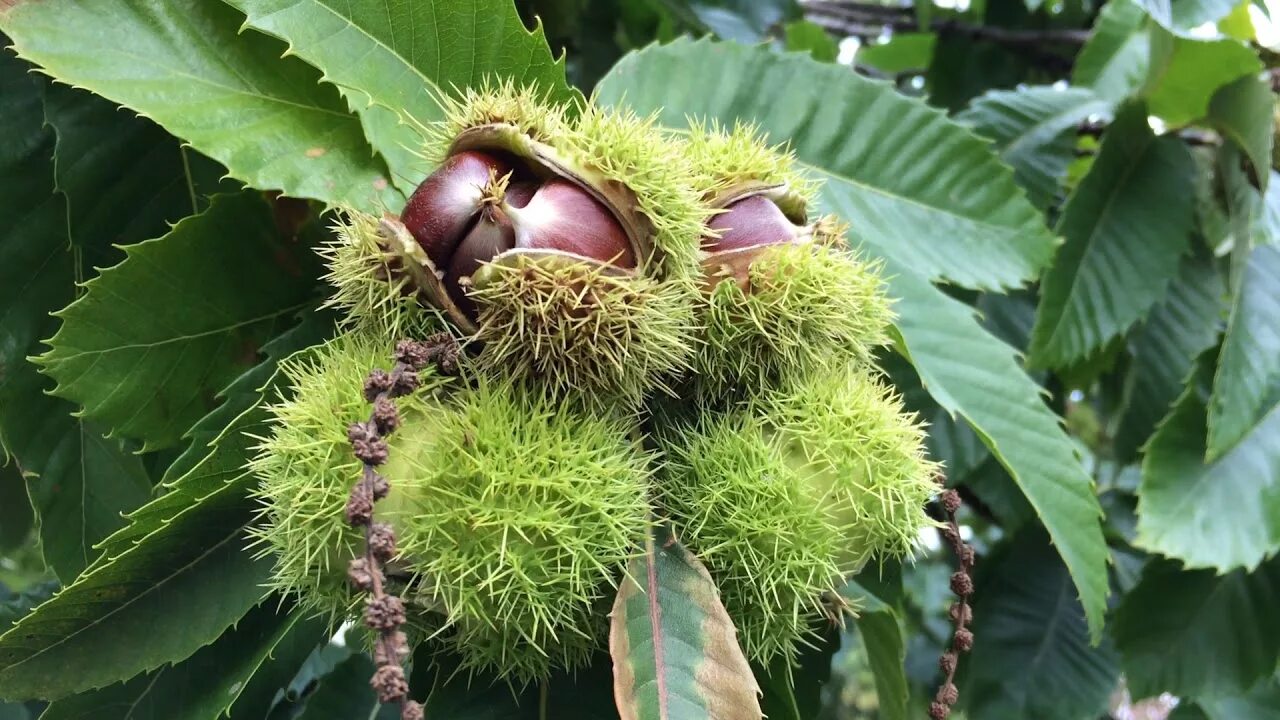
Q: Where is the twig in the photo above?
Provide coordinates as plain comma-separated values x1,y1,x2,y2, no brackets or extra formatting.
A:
1077,120,1220,147
801,0,1087,72
345,333,460,720
929,488,975,720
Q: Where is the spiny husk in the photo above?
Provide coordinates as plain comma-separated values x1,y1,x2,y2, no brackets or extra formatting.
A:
248,329,452,623
321,210,465,338
682,122,893,397
686,120,817,219
697,239,893,398
468,251,696,406
425,82,707,283
659,362,939,665
413,81,707,403
391,374,653,683
420,81,571,164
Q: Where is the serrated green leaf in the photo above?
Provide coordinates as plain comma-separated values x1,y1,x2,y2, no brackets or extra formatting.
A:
1209,74,1275,191
223,0,575,199
1114,254,1225,460
958,86,1111,208
888,266,1110,640
0,47,152,583
39,600,323,720
596,37,1059,291
1030,103,1195,368
274,638,352,713
36,192,322,451
1207,244,1280,458
1113,557,1280,699
0,0,397,208
1256,171,1280,245
1144,33,1261,127
1073,0,1154,103
610,524,762,720
1137,352,1280,571
596,38,1108,638
0,464,270,700
162,309,334,487
295,654,397,720
843,581,907,720
961,527,1119,720
40,82,228,242
87,315,326,570
1135,0,1239,34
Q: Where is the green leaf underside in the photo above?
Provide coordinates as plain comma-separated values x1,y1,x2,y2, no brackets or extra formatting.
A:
843,581,908,720
224,0,575,200
1030,103,1195,368
37,191,322,451
1145,35,1262,127
610,525,761,720
161,309,334,487
0,48,151,582
596,37,1058,291
1135,0,1239,35
1113,557,1280,698
597,38,1109,639
0,470,270,701
1207,244,1280,459
1114,254,1224,460
962,528,1119,720
1072,0,1152,104
1137,360,1280,571
39,601,323,720
0,0,398,208
889,266,1110,638
958,86,1111,209
1208,75,1275,191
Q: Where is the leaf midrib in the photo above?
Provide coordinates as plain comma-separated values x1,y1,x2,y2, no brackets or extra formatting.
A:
258,0,447,102
43,302,309,362
1036,130,1158,357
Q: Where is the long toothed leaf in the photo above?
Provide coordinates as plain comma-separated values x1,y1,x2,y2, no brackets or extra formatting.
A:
0,0,398,208
223,0,575,199
610,525,762,720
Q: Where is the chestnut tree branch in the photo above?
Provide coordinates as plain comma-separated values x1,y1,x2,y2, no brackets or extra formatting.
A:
801,0,1088,73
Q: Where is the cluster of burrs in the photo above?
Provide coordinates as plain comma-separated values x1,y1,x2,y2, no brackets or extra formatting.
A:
344,334,459,718
255,82,941,684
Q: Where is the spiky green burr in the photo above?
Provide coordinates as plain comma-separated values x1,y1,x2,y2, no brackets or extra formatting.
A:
685,122,894,397
389,374,653,682
659,362,939,664
249,330,452,623
413,82,707,406
252,330,653,681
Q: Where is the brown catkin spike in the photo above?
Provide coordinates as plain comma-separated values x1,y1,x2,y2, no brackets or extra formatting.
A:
930,484,975,719
344,333,461,716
